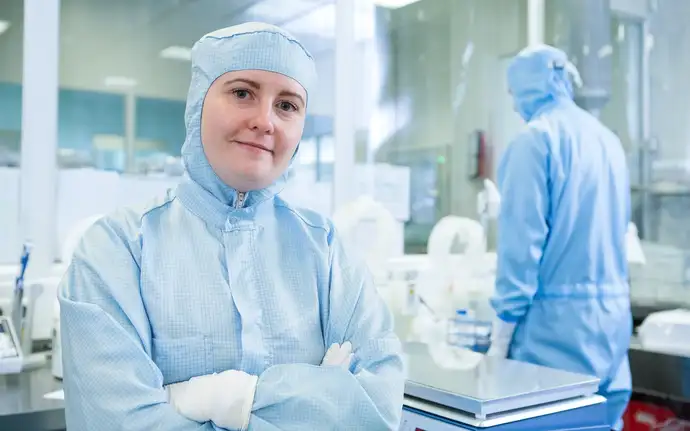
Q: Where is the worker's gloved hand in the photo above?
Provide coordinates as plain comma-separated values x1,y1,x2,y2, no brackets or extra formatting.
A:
321,341,354,370
167,369,258,430
486,316,517,358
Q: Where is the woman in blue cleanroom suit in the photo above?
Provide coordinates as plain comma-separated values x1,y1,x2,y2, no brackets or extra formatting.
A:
58,22,404,431
487,45,633,431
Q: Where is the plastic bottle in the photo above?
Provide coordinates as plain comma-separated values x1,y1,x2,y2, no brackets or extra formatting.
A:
447,308,477,349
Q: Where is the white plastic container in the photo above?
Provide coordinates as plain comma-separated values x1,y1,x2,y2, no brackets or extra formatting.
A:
637,309,690,357
0,316,23,374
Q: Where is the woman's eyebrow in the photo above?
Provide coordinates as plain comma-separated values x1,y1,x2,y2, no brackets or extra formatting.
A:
223,78,261,89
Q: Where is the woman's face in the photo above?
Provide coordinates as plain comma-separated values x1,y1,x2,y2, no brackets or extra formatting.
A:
201,69,307,192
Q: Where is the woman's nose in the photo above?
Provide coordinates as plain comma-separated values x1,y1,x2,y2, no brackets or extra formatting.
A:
247,102,275,134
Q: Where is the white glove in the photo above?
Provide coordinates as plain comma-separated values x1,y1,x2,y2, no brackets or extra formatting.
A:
167,370,258,430
321,341,354,370
486,316,517,358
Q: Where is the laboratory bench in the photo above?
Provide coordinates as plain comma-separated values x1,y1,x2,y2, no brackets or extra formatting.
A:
0,365,65,431
1,347,688,430
628,346,690,420
628,301,690,421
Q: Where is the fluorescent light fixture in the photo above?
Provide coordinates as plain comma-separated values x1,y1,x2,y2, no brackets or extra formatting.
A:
159,45,192,62
283,4,335,39
282,3,375,40
372,0,421,9
104,76,137,88
245,2,294,21
246,0,322,22
0,20,10,35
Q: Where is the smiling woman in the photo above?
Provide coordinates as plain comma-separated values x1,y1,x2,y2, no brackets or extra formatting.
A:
57,21,405,431
201,70,308,192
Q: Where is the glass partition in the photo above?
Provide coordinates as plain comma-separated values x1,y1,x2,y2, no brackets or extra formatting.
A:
547,0,690,308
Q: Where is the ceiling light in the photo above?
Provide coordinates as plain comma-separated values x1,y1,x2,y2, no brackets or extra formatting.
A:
159,46,192,62
0,21,10,35
282,4,375,40
283,4,335,38
372,0,420,9
246,2,298,21
104,76,137,88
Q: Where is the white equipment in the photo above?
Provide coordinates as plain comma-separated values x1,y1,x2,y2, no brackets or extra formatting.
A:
332,195,414,345
407,215,496,362
331,195,403,282
0,316,23,374
418,215,492,319
637,309,690,357
476,178,501,248
626,222,646,265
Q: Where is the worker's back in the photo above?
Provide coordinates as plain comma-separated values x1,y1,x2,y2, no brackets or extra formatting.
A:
534,101,630,296
492,44,633,430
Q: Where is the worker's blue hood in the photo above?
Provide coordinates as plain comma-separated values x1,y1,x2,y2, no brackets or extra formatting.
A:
507,45,578,121
181,22,317,207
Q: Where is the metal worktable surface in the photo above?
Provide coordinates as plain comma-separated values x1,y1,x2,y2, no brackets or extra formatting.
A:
403,394,608,429
403,343,600,420
0,366,65,431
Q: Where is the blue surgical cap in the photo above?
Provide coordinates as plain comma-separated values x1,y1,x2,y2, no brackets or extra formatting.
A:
507,44,580,121
181,22,317,205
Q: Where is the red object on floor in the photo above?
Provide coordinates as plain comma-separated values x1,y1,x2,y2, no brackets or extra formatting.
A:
624,400,677,430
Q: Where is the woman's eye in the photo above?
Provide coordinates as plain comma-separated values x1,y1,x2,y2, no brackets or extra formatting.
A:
233,89,250,99
278,101,297,112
